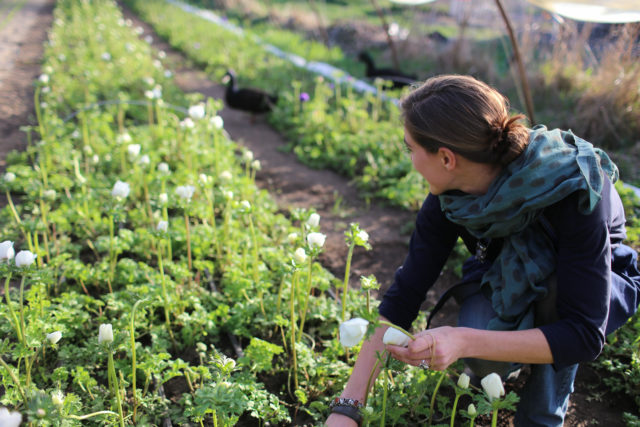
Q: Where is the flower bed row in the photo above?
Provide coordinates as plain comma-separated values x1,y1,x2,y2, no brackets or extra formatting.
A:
0,0,530,425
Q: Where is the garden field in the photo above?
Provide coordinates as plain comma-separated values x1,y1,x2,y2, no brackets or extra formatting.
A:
1,0,639,426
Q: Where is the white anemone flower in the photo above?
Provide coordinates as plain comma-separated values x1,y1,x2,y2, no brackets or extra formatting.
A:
46,331,62,345
0,407,22,427
180,117,195,129
293,248,307,264
306,232,326,248
3,172,16,182
240,200,251,211
127,144,141,158
175,185,195,201
382,327,410,347
98,323,113,344
357,230,369,243
223,190,234,200
287,233,298,245
51,390,65,407
210,115,224,129
481,373,505,401
198,174,209,185
111,181,130,199
157,162,170,174
157,220,168,233
101,52,112,61
158,193,168,204
117,132,132,144
306,213,320,228
219,171,232,182
0,241,15,261
15,250,37,267
242,150,254,162
139,154,150,166
339,318,369,348
39,74,50,84
251,160,261,171
188,104,205,120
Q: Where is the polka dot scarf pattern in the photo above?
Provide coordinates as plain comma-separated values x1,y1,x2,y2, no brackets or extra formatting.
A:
439,125,619,331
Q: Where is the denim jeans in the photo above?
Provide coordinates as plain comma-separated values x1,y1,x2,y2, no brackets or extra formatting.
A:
457,290,579,426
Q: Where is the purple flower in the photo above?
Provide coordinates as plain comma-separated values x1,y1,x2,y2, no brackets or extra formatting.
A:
299,92,310,102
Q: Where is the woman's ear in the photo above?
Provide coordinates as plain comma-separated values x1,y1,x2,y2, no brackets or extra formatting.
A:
438,147,457,171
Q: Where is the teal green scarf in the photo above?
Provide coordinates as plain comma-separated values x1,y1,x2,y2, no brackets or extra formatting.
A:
439,125,619,331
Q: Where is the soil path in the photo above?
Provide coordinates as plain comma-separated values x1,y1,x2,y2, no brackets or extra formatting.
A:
0,0,55,174
0,0,631,425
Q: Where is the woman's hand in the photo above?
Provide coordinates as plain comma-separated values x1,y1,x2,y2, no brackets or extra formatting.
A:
326,413,359,426
385,326,464,371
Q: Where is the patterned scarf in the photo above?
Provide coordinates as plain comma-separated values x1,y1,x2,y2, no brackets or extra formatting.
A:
439,125,619,331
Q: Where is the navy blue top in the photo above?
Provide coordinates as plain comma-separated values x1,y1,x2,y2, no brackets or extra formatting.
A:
378,178,640,369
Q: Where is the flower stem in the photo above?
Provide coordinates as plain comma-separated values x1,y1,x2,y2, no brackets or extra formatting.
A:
156,242,175,344
248,214,265,316
428,371,447,427
491,409,498,427
4,273,23,344
185,213,192,281
297,257,313,342
108,350,125,427
130,299,145,424
289,270,299,393
340,243,355,322
450,393,461,427
18,276,27,344
380,354,391,427
108,214,115,293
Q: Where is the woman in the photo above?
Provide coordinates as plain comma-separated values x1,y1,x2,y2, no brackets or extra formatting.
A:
326,75,640,426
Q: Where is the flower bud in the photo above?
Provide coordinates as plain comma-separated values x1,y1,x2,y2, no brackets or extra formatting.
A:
242,150,254,162
219,170,232,182
382,327,410,347
199,174,209,185
117,132,132,144
457,372,470,389
357,230,369,243
240,200,251,211
127,144,141,158
339,318,369,348
157,162,170,174
3,172,16,182
98,323,113,344
0,241,15,261
46,331,62,345
287,233,298,244
51,390,64,407
307,232,326,248
157,220,168,233
158,193,168,204
306,213,320,228
467,403,477,416
111,180,130,199
175,185,195,201
481,373,505,401
293,248,307,264
211,115,224,129
15,250,37,267
188,104,205,120
139,154,150,166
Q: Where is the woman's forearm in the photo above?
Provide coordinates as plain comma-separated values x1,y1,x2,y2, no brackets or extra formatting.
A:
340,318,390,401
457,326,553,364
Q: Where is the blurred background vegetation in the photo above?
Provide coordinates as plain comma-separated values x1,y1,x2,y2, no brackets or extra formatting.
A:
185,0,640,185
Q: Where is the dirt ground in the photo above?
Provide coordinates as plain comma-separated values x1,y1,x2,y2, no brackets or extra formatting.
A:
0,0,634,424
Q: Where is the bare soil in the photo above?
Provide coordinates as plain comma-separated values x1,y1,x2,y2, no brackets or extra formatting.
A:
0,0,634,425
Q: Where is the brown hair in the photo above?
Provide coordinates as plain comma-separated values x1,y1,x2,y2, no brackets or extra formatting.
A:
401,75,529,166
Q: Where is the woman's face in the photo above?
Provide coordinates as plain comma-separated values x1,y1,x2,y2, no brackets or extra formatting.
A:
404,131,452,195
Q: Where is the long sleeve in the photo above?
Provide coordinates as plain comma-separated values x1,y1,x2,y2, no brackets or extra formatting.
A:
378,194,460,330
